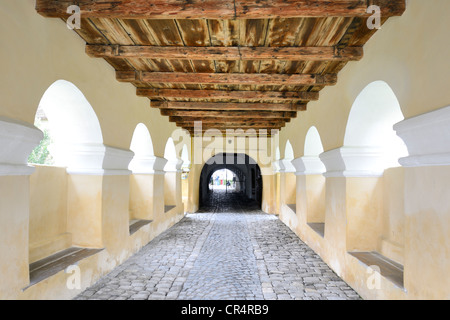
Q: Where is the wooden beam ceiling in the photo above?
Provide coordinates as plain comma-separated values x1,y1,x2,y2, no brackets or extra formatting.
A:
86,45,364,61
151,101,306,112
117,71,337,86
137,88,319,102
160,109,297,118
35,0,406,136
36,0,406,19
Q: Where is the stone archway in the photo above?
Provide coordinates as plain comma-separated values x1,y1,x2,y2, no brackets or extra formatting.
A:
199,153,263,209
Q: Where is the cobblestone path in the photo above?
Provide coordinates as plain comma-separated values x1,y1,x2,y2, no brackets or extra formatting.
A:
75,191,361,300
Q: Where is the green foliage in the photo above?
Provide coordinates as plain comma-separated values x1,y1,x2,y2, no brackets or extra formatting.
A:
28,122,54,165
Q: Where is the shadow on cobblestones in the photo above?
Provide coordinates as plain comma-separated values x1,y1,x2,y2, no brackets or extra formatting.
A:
75,191,361,300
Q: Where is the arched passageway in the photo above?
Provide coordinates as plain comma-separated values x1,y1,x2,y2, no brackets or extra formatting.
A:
199,153,263,210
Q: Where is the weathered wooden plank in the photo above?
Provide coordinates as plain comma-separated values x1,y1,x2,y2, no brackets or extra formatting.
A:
160,109,297,118
177,120,286,127
36,0,406,19
152,101,306,111
117,71,337,86
138,88,318,101
86,45,363,61
169,116,291,123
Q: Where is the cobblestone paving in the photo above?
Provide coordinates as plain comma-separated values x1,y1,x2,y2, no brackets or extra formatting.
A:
75,191,361,300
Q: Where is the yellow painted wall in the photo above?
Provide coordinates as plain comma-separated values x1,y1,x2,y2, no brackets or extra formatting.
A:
0,176,30,299
305,174,326,223
29,165,71,263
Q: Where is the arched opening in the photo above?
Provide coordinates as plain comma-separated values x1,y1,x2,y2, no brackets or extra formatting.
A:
303,126,326,237
282,140,296,213
28,80,104,272
208,168,240,192
31,80,103,170
128,123,155,234
344,80,408,170
199,153,263,211
343,81,408,269
129,123,154,172
164,137,181,212
284,140,294,162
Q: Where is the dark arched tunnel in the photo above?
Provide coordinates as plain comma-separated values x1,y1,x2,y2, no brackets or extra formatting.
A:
199,153,263,210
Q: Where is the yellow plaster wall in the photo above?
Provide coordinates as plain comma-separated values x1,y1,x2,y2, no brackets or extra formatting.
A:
29,165,71,263
380,167,405,265
305,174,326,223
346,177,383,253
284,172,297,205
0,176,30,299
403,166,450,299
67,175,104,248
129,174,157,221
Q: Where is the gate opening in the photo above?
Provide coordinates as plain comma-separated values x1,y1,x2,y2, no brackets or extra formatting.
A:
199,153,263,210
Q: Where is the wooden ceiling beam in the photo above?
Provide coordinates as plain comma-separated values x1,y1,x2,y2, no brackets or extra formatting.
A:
173,118,288,126
160,109,297,119
36,0,406,19
178,123,286,129
87,45,363,61
169,116,291,123
137,88,319,102
152,101,306,112
183,125,283,132
117,71,337,86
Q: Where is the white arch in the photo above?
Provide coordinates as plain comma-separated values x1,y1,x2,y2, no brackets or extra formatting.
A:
130,123,154,158
164,137,181,172
181,144,190,170
284,140,294,160
128,123,156,173
164,137,177,161
304,126,324,157
39,80,103,145
344,80,408,168
37,80,103,167
275,146,281,161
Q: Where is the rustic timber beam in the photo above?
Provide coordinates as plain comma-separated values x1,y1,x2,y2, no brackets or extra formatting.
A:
173,118,288,126
169,116,291,123
36,0,406,19
152,101,306,112
183,126,283,132
178,123,285,129
86,45,363,61
160,109,297,119
176,122,287,128
137,88,319,102
117,71,337,86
